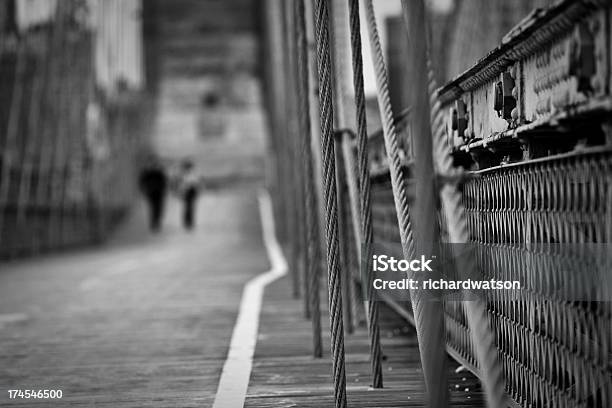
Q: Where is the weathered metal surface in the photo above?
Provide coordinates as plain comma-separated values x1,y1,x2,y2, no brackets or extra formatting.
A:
365,148,612,408
343,3,612,407
436,0,612,167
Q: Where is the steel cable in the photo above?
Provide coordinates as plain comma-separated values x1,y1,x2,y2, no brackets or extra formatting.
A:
361,0,414,261
285,0,309,313
48,1,80,248
34,1,70,250
0,42,27,244
426,58,508,408
362,0,449,406
312,0,348,406
340,135,367,329
346,0,383,389
263,0,287,245
293,0,311,321
329,0,357,336
282,0,302,300
295,0,323,358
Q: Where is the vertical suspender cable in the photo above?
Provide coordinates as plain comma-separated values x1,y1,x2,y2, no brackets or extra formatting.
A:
80,11,97,244
333,133,354,334
282,0,301,300
361,0,415,294
268,0,289,253
34,1,66,251
346,0,383,389
329,0,354,335
49,2,76,248
288,0,311,319
295,0,323,357
262,0,282,238
340,136,366,328
269,0,296,294
65,20,87,245
0,41,26,249
396,2,449,406
362,0,449,406
328,0,355,336
90,0,106,242
16,20,51,229
425,57,507,407
312,0,348,406
64,8,90,246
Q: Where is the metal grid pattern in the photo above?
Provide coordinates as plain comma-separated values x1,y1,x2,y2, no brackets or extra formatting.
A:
461,149,612,408
367,148,612,407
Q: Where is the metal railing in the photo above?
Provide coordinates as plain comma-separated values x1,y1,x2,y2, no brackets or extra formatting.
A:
462,149,612,407
360,134,612,407
262,0,611,407
0,1,151,258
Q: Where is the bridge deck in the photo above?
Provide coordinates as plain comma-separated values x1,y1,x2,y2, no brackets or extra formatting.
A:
246,278,485,407
0,189,484,407
0,190,268,407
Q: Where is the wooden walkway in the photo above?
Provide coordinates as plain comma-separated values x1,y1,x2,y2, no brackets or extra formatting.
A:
0,190,268,407
246,277,486,407
1,188,485,407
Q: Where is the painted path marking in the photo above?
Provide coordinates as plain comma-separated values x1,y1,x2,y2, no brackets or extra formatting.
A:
211,190,287,408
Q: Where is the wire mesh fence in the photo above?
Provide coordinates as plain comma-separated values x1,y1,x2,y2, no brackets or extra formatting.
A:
0,0,152,258
341,131,612,407
460,149,612,407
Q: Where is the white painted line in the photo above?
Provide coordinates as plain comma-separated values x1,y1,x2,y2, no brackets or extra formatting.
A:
211,190,287,408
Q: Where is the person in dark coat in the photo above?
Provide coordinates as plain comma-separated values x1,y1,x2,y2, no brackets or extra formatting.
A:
139,159,168,232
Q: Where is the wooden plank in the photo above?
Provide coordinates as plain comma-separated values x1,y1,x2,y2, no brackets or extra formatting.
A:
245,278,485,407
0,192,268,407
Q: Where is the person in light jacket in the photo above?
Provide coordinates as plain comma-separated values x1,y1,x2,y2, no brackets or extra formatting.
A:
178,160,200,230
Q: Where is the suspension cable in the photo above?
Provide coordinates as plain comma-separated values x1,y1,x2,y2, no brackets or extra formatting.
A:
16,18,52,226
292,0,311,322
48,1,79,248
282,0,302,300
0,41,27,240
312,0,348,405
425,57,507,408
295,0,323,358
34,1,68,247
362,0,449,405
346,0,383,389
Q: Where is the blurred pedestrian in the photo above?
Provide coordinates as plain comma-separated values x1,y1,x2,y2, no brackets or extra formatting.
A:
139,157,167,232
178,160,200,230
